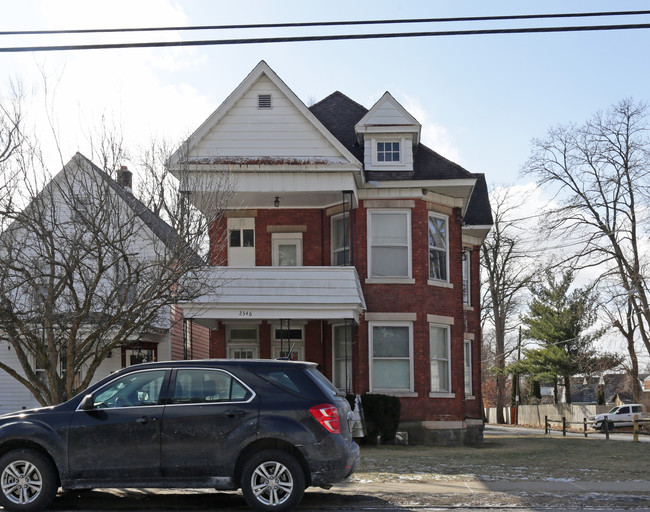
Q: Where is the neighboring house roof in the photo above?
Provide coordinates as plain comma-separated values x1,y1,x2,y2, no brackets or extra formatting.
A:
73,153,203,266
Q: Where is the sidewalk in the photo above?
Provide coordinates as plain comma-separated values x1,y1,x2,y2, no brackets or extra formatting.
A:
335,479,650,495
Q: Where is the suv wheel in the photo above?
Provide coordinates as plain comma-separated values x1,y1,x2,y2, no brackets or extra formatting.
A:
0,449,58,512
241,450,305,512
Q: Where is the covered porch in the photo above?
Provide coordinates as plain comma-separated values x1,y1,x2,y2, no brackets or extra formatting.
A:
178,266,366,392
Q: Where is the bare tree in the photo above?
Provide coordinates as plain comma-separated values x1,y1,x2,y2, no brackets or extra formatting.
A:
0,126,231,405
523,99,650,382
481,186,537,423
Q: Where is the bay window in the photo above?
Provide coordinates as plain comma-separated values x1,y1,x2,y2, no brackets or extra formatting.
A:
368,210,411,279
428,213,448,281
370,322,413,392
430,324,451,393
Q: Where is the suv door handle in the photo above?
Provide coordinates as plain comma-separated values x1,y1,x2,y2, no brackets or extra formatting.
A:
136,416,158,424
225,409,246,418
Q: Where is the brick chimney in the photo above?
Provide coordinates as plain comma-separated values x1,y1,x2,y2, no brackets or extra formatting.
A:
118,165,133,192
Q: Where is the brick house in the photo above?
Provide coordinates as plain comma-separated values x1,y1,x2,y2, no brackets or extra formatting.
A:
170,61,493,444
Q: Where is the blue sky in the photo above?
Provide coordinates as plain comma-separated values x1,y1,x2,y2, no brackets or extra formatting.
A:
1,0,649,186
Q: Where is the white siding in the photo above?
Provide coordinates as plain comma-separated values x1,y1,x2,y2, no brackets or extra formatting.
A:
191,76,345,160
364,101,414,126
0,340,40,414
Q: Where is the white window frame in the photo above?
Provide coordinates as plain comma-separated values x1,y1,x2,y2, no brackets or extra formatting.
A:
226,325,259,359
367,209,412,281
464,339,474,399
429,324,453,397
369,321,414,395
332,323,353,392
428,212,449,284
331,212,350,266
272,233,303,267
462,249,471,306
374,139,402,165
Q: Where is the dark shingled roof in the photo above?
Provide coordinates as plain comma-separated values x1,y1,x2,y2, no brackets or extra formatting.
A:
464,174,493,226
310,91,493,226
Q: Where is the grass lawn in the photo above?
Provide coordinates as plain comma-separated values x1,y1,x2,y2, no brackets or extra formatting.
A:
353,434,650,483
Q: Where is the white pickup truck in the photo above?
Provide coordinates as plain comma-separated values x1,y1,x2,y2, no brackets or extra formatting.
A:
591,404,648,430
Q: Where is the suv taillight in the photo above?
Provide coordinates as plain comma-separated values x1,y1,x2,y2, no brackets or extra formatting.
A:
309,404,341,434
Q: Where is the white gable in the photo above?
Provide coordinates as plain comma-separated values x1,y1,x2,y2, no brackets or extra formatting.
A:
355,92,421,144
175,61,360,168
190,76,347,162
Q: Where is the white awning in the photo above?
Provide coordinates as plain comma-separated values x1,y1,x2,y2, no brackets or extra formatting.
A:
179,266,366,327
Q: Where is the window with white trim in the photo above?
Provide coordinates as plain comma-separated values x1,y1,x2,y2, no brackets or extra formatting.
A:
368,210,411,278
430,324,451,393
226,326,259,359
331,212,350,266
464,339,473,397
376,141,400,163
272,233,302,266
332,323,353,392
428,213,449,281
462,250,470,305
370,322,413,392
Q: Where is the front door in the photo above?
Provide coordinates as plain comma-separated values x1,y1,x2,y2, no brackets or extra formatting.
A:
68,369,168,484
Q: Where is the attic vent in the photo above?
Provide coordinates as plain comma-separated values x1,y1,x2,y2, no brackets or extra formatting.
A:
258,94,272,109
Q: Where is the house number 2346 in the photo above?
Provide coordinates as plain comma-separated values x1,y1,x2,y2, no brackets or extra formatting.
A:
239,311,253,317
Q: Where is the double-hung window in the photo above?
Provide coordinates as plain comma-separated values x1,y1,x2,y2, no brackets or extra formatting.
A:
368,210,411,279
430,324,451,393
464,339,473,397
428,213,448,281
331,213,350,266
370,322,413,392
332,323,353,392
462,250,470,305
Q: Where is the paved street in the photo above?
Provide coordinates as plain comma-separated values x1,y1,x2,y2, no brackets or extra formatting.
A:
4,425,649,512
486,423,650,442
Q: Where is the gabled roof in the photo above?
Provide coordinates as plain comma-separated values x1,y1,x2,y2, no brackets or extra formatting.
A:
71,153,203,265
169,61,361,168
354,91,421,144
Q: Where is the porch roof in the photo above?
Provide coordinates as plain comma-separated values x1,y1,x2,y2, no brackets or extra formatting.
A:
179,266,366,327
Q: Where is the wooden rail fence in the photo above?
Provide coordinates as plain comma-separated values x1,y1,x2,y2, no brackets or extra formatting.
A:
544,414,650,442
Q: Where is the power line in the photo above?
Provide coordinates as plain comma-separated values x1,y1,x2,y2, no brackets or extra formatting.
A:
2,10,650,36
2,22,650,53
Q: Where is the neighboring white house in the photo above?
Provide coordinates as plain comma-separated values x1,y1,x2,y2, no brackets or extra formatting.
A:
0,153,183,414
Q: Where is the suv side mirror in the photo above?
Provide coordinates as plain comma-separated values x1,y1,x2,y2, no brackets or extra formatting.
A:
79,394,96,411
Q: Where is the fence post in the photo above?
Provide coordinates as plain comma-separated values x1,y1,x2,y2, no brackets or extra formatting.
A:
583,417,587,438
604,415,609,441
545,415,548,435
562,416,567,436
634,414,639,443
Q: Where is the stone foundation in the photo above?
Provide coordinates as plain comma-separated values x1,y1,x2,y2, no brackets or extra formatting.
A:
399,419,484,446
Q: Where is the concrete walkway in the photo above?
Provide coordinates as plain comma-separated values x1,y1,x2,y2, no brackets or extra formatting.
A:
335,479,650,495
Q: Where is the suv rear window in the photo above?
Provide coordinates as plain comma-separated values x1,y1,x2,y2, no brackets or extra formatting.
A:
254,367,323,397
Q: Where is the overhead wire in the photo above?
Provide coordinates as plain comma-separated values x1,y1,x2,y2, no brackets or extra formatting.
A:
1,9,650,36
2,23,650,53
1,11,650,53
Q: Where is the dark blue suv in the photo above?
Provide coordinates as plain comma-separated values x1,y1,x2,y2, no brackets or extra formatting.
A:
0,359,360,512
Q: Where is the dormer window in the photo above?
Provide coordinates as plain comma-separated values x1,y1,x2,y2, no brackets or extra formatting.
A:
377,141,400,163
